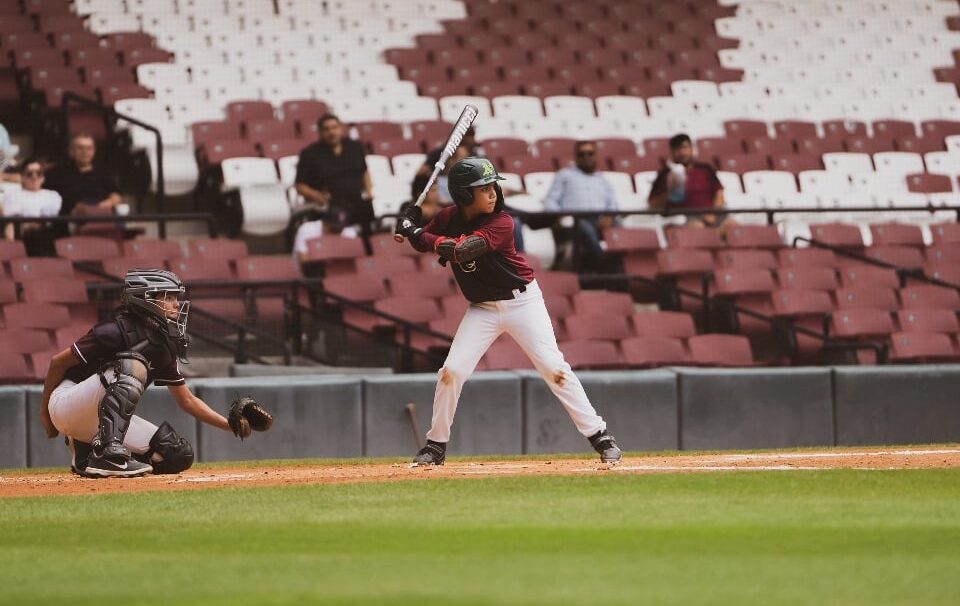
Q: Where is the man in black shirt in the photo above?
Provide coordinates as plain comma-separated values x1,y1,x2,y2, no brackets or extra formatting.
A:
294,114,373,245
45,133,120,217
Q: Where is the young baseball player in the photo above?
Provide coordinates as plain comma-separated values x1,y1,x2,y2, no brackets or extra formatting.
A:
395,157,622,465
38,269,267,478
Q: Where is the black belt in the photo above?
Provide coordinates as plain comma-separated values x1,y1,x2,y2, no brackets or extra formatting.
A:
485,284,527,302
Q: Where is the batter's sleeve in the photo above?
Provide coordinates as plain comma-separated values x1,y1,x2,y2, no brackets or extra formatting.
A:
471,213,515,253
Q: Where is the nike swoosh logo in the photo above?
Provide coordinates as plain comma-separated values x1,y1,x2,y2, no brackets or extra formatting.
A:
106,460,127,470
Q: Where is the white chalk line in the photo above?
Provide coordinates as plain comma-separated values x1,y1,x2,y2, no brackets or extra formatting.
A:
701,449,960,464
175,473,255,483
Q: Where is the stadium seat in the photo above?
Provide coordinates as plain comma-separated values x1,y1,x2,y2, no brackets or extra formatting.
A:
888,332,957,363
564,313,631,342
621,336,688,367
558,339,623,370
688,334,755,367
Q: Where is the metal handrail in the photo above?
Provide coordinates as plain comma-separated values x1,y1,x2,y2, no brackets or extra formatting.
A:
0,213,218,239
61,91,169,237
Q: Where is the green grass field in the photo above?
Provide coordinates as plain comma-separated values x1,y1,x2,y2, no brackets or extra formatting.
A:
1,469,958,606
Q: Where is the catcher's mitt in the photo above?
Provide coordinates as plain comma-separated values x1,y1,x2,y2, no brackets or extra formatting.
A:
228,396,273,440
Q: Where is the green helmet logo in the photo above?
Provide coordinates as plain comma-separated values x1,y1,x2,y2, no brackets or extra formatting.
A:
447,156,506,208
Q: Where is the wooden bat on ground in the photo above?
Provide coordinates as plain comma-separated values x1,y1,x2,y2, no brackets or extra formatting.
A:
405,402,424,451
394,104,479,243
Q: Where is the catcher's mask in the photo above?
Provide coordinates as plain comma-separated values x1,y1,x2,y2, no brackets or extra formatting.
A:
447,156,506,212
122,269,190,341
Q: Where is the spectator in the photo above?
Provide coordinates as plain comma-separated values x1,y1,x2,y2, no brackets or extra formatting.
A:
416,127,479,178
0,122,20,183
398,172,446,227
543,140,618,271
44,133,121,235
294,113,374,247
648,133,725,227
0,158,62,254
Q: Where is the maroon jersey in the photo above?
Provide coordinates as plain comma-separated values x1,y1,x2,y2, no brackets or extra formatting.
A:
650,161,723,209
412,206,534,303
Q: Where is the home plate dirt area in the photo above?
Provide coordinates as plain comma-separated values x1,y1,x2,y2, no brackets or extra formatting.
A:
3,446,959,498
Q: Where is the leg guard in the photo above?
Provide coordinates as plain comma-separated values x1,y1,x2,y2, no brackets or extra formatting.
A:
92,352,148,459
138,422,194,474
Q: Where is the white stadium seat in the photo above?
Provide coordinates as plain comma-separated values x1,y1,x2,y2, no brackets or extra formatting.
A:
492,96,544,119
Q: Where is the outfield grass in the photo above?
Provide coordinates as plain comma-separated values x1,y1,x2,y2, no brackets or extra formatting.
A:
1,470,958,606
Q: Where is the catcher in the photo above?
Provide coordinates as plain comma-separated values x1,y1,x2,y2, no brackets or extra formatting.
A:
38,268,272,478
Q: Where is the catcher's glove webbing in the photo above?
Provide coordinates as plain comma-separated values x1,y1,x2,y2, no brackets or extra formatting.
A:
228,396,273,440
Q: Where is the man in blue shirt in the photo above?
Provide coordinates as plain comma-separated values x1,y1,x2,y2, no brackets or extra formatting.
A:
543,140,618,271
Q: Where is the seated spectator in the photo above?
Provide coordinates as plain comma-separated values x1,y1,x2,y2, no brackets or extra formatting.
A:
416,127,480,179
44,133,121,236
648,133,725,227
543,140,618,271
398,172,447,227
294,113,374,250
0,158,62,254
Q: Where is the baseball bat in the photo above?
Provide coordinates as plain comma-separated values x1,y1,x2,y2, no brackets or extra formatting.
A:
394,104,479,243
405,402,424,451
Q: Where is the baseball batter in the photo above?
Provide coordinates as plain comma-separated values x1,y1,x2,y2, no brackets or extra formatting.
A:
38,269,270,478
395,157,622,465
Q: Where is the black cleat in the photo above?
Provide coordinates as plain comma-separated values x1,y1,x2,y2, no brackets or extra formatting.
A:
589,430,622,464
412,440,447,466
83,441,152,478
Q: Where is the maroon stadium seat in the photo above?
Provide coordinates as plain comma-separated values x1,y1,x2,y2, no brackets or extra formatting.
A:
389,272,455,299
123,238,183,261
778,247,837,268
102,32,155,51
924,262,960,286
564,312,631,341
432,47,480,66
303,236,366,275
534,137,576,167
4,302,71,330
897,136,944,155
609,155,663,174
724,224,783,249
536,271,580,296
656,248,714,276
226,100,275,125
188,238,249,261
869,223,924,247
484,138,529,164
719,153,770,173
482,47,531,66
245,119,298,145
581,48,626,67
280,99,329,134
375,295,441,327
772,289,833,317
797,136,846,157
925,244,960,264
260,138,305,161
191,121,243,150
324,274,388,303
772,154,824,173
483,338,536,371
1,328,54,354
121,47,173,68
873,120,917,141
621,336,688,367
674,49,720,69
202,139,260,165
502,65,551,85
354,121,405,145
773,121,818,141
920,120,960,141
696,137,744,162
888,332,957,363
834,287,899,311
504,155,554,176
370,232,419,257
20,277,88,305
809,223,864,250
409,120,454,149
571,290,634,315
724,120,768,140
898,286,960,310
745,136,795,157
235,255,300,282
905,173,953,194
384,47,430,71
845,135,894,155
632,310,696,338
475,81,524,97
0,353,31,381
839,266,901,290
559,339,623,370
929,223,960,245
602,227,660,253
354,255,417,280
665,226,725,250
688,334,755,366
55,236,121,262
0,281,17,304
864,246,924,269
9,257,75,282
776,267,839,291
716,249,778,270
897,309,960,334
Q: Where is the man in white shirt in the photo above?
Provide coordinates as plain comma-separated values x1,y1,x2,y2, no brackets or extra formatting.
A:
1,159,62,248
542,141,618,271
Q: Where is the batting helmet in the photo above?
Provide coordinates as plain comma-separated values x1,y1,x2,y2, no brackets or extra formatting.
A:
447,156,506,211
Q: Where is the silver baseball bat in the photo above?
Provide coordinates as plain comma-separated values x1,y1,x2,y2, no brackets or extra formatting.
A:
394,104,479,243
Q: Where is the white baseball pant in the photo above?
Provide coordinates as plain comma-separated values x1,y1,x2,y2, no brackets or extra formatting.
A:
48,370,159,454
426,279,607,443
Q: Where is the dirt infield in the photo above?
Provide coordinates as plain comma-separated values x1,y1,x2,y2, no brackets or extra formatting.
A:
2,447,959,498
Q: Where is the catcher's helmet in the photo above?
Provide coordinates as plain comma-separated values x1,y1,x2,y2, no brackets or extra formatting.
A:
122,269,190,341
447,156,506,211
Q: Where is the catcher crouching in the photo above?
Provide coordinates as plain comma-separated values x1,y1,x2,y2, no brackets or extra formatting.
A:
38,269,272,478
